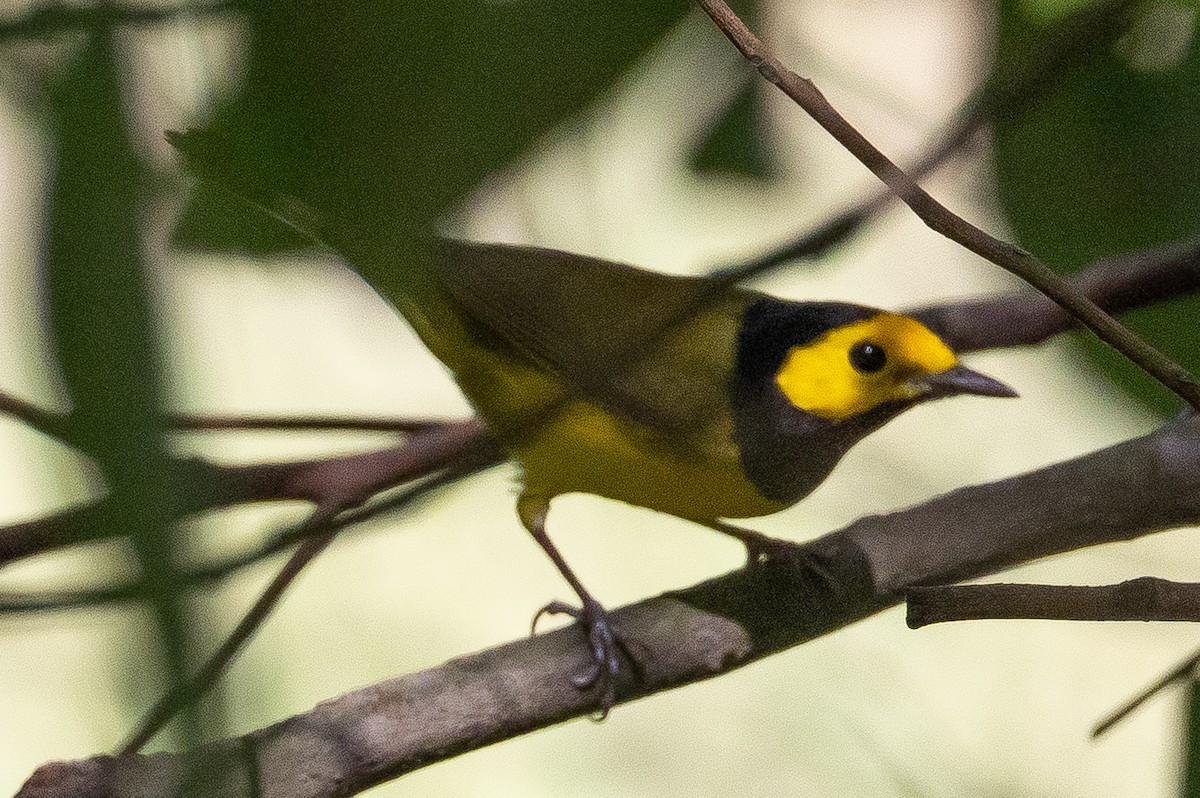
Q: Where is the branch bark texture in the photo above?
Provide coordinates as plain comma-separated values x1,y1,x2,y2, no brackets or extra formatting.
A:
21,414,1200,797
907,577,1200,628
8,233,1200,795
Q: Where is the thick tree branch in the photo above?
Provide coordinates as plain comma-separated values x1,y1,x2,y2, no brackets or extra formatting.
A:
21,414,1200,797
695,0,1200,411
906,577,1200,628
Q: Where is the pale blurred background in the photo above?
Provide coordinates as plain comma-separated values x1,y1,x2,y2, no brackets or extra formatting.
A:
0,0,1197,795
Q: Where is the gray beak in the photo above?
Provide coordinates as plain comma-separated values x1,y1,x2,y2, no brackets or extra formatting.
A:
911,365,1018,399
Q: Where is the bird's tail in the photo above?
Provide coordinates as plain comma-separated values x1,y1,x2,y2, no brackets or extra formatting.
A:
165,128,460,363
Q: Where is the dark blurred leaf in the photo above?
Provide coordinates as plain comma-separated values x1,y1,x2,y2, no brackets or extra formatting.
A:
174,0,692,264
994,0,1200,414
1013,0,1109,25
44,34,196,745
690,79,777,180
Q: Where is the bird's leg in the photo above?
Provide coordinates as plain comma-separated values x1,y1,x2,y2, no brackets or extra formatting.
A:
521,499,638,714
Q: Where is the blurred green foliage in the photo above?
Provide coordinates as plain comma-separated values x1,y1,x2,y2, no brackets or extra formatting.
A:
173,0,765,292
175,0,696,254
689,80,777,180
994,0,1200,415
43,34,196,745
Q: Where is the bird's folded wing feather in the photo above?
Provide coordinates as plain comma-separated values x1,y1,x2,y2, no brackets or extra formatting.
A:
431,238,750,449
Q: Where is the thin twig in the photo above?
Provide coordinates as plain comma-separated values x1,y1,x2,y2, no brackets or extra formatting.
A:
906,578,1200,628
0,391,74,444
730,0,1136,278
169,414,448,434
914,234,1200,352
1093,648,1200,737
119,508,339,755
695,0,1200,411
118,425,500,753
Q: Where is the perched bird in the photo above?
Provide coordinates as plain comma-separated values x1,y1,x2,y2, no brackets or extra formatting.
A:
416,240,1016,699
169,130,1017,709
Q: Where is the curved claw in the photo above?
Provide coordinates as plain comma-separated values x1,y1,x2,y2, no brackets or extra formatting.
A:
530,596,642,715
530,600,578,635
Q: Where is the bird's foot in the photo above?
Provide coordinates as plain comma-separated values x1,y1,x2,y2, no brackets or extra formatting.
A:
736,530,845,602
532,597,643,717
730,526,802,569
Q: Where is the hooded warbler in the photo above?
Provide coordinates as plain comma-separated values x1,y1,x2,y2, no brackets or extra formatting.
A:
385,237,1016,703
168,129,1016,709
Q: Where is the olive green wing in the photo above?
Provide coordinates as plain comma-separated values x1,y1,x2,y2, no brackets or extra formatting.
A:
431,238,751,448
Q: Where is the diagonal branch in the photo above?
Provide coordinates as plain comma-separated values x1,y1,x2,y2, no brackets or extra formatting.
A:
1093,646,1200,738
20,413,1200,798
732,0,1136,278
0,391,74,443
120,514,341,756
695,0,1200,411
914,235,1200,353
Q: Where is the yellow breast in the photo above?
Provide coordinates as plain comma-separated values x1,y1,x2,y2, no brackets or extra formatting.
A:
443,335,781,522
515,400,784,523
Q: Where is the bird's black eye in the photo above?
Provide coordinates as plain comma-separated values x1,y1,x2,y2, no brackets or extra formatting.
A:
849,342,887,373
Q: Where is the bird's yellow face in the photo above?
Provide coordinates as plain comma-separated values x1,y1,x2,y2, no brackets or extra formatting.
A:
774,313,958,420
